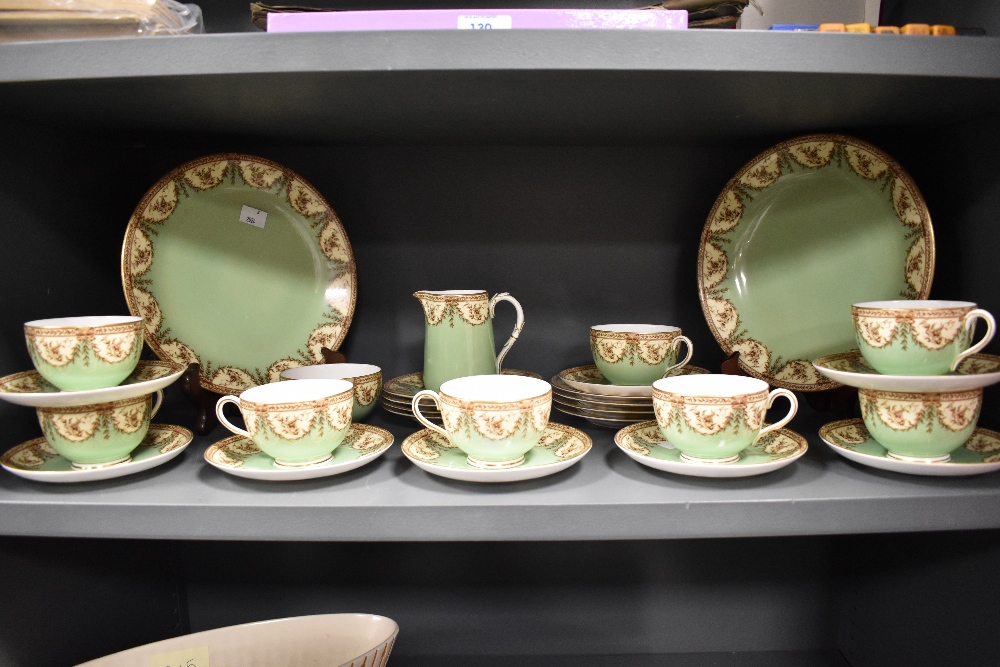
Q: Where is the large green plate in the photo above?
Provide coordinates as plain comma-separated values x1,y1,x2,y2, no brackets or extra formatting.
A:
698,135,934,391
122,155,356,394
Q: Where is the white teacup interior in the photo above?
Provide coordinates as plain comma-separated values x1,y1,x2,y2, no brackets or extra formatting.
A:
653,374,768,397
440,374,550,402
853,300,976,310
281,364,380,381
25,315,143,328
592,324,681,334
239,379,353,404
418,290,487,296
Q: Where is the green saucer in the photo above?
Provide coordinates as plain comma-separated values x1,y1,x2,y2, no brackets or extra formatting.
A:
401,422,591,482
615,421,807,478
204,423,393,481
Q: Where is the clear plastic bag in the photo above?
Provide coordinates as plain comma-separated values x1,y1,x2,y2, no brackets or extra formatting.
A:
0,0,202,42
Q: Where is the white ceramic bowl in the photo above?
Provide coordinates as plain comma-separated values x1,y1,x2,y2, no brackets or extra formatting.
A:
78,613,398,666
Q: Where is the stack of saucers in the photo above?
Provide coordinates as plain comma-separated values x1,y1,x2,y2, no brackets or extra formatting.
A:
552,364,711,428
814,300,1000,477
0,316,192,483
381,369,544,422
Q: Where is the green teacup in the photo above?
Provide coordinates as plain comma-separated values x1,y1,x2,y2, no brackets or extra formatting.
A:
652,374,797,463
216,379,354,467
37,390,163,468
280,363,382,421
853,300,995,376
25,316,144,391
859,388,982,462
412,374,552,469
591,324,693,386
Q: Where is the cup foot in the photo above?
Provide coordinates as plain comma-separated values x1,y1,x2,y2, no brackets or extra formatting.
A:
273,454,334,468
886,451,951,463
71,455,131,470
680,453,741,465
466,455,526,470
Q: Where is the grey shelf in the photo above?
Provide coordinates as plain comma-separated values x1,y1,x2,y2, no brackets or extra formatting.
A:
2,407,999,541
0,30,999,142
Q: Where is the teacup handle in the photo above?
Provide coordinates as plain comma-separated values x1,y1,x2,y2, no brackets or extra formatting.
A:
411,390,451,441
150,389,164,420
752,388,798,446
660,335,694,379
215,395,251,439
952,309,996,371
490,292,524,373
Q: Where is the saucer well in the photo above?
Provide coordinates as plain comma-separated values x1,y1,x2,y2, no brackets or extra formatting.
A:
819,419,1000,477
557,364,710,398
1,424,193,483
401,422,591,483
0,360,185,408
813,350,1000,392
614,421,808,478
204,423,393,481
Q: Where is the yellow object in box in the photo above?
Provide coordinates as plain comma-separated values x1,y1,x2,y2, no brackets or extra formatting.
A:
874,26,900,34
819,23,845,32
846,23,872,33
931,25,956,36
902,23,931,35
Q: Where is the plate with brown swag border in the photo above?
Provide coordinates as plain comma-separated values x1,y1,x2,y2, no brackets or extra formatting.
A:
698,135,934,392
122,154,356,395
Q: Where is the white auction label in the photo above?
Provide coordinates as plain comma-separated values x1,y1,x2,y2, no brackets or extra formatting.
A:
149,645,209,667
239,205,267,228
457,15,512,29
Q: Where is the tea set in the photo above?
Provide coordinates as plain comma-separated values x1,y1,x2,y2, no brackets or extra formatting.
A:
0,316,193,483
3,138,999,486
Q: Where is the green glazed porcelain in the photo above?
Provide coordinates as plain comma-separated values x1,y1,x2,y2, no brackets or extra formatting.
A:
652,374,797,463
412,374,552,469
36,391,162,468
699,135,934,391
853,300,996,376
24,316,144,391
216,379,354,466
402,422,591,481
615,420,808,478
205,424,393,477
590,324,693,386
820,419,1000,476
280,363,381,421
859,388,982,461
414,290,524,392
122,155,357,395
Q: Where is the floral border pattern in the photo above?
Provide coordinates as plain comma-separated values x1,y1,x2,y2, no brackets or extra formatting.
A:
121,154,357,395
414,292,491,327
590,330,678,366
853,306,970,351
2,424,192,470
206,424,392,469
38,394,150,443
651,390,767,437
859,388,981,433
698,135,935,392
820,419,1000,464
615,421,804,459
26,322,142,368
401,422,591,464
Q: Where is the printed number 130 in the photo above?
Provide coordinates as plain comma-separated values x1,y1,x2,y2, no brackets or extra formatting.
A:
470,23,492,28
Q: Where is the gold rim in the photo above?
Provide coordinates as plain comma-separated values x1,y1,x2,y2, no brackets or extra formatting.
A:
696,134,935,392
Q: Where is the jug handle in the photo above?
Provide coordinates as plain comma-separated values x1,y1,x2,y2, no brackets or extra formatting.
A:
490,292,524,373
